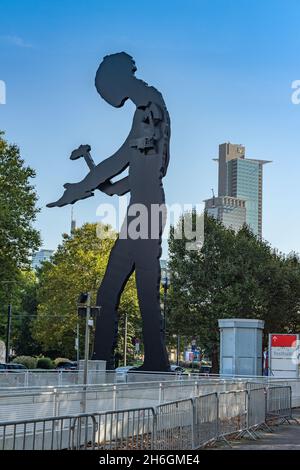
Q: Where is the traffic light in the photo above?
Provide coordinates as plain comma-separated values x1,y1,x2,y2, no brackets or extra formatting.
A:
77,306,101,318
78,292,89,304
78,307,87,317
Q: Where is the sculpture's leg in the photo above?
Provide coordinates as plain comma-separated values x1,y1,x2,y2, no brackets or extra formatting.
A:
135,251,170,372
93,239,134,369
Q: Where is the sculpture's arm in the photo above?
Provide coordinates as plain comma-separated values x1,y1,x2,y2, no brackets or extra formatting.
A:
47,140,130,207
84,142,130,189
98,176,130,196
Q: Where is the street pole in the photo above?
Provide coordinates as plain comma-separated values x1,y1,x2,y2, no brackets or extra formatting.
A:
124,312,128,367
161,272,170,353
81,292,91,414
176,334,180,366
83,292,91,386
5,304,12,363
76,322,80,364
163,284,167,340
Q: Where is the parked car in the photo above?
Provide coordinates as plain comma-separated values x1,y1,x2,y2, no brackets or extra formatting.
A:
115,364,185,374
199,365,212,374
170,365,185,373
115,366,134,373
0,363,26,371
56,361,77,371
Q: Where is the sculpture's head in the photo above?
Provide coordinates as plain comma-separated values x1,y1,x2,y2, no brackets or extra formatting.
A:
95,52,137,107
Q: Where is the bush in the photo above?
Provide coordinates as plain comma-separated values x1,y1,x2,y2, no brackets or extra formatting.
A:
36,357,54,369
12,356,37,369
54,357,71,367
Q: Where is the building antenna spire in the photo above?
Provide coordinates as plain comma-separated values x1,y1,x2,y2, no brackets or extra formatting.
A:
211,188,215,208
71,207,76,234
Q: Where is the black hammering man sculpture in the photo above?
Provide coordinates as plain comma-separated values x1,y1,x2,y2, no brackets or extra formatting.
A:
48,52,170,371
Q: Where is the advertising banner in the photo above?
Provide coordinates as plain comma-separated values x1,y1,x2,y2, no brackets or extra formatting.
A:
269,333,299,377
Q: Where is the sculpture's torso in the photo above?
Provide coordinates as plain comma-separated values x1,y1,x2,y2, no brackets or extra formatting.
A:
127,86,170,207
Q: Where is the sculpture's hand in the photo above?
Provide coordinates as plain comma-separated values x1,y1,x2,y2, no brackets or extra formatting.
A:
98,176,130,197
48,134,131,208
47,182,94,208
98,180,115,196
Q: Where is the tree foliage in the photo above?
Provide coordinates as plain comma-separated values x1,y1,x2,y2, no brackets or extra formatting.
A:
168,213,300,371
0,131,40,346
0,131,40,291
10,270,42,356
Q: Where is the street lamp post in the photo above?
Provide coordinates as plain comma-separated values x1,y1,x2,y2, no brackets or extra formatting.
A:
0,280,15,363
5,304,12,363
123,312,128,367
83,292,91,388
161,273,170,341
176,334,180,366
75,321,80,364
78,292,96,414
77,293,101,383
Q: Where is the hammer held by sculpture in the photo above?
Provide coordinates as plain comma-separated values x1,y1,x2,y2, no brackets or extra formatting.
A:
48,52,170,371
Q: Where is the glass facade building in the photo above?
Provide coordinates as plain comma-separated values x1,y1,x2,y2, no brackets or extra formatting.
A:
227,158,262,236
32,249,54,269
209,143,270,237
205,196,246,233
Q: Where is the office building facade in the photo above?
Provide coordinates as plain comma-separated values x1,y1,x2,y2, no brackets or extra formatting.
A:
32,249,54,269
206,143,270,237
205,195,246,233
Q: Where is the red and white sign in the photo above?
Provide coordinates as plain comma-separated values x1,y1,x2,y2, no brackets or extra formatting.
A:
271,334,297,348
269,333,299,378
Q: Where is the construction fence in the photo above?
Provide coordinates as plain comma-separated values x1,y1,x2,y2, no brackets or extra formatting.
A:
0,384,295,450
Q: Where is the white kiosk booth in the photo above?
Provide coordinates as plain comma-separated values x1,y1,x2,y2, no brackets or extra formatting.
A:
218,318,264,376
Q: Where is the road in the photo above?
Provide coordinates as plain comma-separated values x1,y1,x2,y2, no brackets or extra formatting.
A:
224,409,300,450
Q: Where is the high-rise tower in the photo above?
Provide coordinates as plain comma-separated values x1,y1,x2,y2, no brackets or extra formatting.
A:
205,143,270,237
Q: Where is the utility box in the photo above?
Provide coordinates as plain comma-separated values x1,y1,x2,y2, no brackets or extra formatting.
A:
78,360,106,384
218,318,264,376
78,360,106,372
0,340,5,363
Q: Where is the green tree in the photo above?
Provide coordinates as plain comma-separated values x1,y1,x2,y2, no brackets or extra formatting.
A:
0,131,40,341
11,270,42,357
168,213,300,372
32,223,141,359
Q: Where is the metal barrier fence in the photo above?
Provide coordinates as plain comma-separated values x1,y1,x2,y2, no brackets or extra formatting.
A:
155,399,193,450
79,408,155,450
0,370,201,388
266,386,293,423
0,369,300,412
218,390,248,438
247,386,266,430
0,384,293,450
0,415,78,450
0,379,249,423
193,392,218,448
0,408,155,450
2,369,299,387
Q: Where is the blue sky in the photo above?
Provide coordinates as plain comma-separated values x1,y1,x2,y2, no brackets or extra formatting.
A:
1,0,300,256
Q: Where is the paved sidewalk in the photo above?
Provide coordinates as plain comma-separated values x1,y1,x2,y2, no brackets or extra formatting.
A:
226,410,300,450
